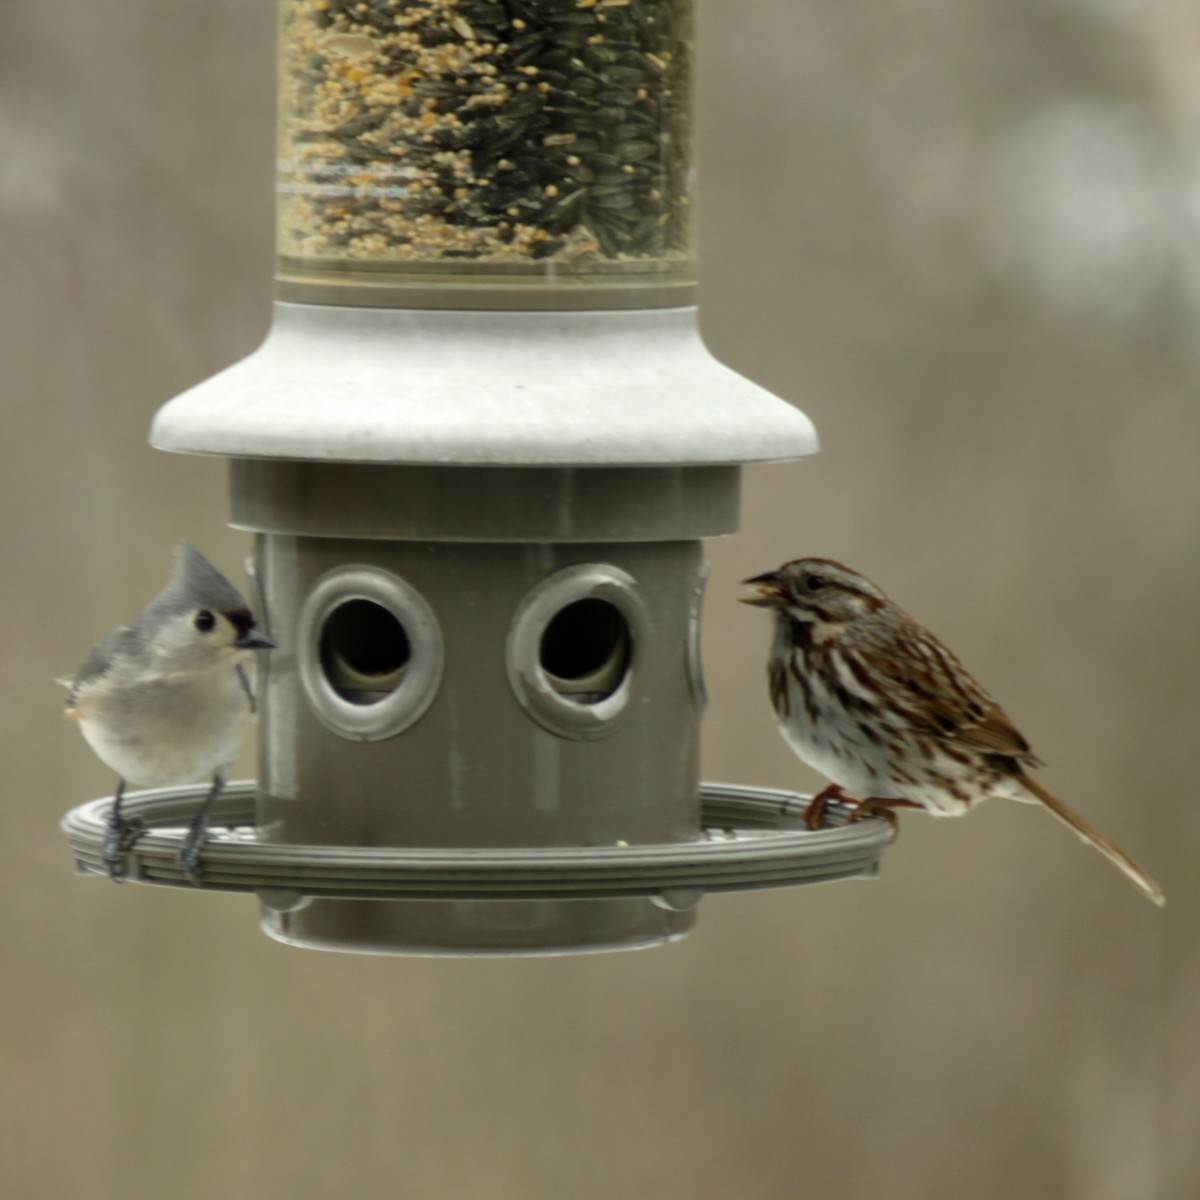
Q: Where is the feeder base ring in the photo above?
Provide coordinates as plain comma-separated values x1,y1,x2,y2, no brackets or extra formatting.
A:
60,781,895,955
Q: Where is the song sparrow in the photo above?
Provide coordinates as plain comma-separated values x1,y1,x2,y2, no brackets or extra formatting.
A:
742,558,1164,906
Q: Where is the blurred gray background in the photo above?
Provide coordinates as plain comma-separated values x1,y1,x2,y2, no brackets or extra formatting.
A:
3,1,1198,1196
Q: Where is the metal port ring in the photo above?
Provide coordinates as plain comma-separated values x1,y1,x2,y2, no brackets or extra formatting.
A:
506,563,646,740
298,565,443,742
60,782,895,901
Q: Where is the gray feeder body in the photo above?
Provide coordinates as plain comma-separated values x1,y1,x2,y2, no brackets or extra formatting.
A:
141,0,820,954
151,305,816,954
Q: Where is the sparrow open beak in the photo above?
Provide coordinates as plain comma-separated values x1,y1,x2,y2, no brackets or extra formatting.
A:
234,628,276,651
740,571,787,608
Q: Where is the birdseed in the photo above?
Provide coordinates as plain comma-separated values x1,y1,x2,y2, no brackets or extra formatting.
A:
277,0,694,275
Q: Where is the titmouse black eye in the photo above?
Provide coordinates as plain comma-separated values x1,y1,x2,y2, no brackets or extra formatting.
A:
805,574,827,592
194,609,216,633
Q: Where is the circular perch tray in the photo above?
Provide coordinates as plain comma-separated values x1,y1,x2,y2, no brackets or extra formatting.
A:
60,781,895,904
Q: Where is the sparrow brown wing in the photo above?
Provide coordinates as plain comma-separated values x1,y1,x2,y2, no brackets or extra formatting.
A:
861,616,1041,767
947,700,1043,768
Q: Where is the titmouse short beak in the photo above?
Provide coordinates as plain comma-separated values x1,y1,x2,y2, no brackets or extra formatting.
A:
234,629,275,651
740,571,787,608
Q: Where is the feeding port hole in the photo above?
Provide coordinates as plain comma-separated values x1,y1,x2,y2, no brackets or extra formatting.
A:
320,598,410,703
539,598,631,703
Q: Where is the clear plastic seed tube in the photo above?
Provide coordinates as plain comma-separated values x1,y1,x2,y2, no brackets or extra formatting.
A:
276,0,696,308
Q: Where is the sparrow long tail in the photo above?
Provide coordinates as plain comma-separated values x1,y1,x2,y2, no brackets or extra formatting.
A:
1019,774,1164,907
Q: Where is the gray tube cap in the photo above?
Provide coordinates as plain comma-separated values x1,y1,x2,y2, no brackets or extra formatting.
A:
150,303,818,467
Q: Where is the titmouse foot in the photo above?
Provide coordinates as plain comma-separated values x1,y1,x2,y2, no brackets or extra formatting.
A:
101,813,145,882
178,820,208,885
177,772,224,886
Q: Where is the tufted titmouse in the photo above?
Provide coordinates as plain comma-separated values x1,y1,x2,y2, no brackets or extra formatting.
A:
63,544,274,882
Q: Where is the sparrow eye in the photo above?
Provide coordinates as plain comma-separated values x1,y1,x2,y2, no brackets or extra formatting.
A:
806,575,827,592
194,609,216,633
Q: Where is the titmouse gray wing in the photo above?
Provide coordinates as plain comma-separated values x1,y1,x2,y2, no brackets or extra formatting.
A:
65,626,148,709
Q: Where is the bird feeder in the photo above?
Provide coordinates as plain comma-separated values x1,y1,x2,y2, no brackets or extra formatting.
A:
61,0,894,955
